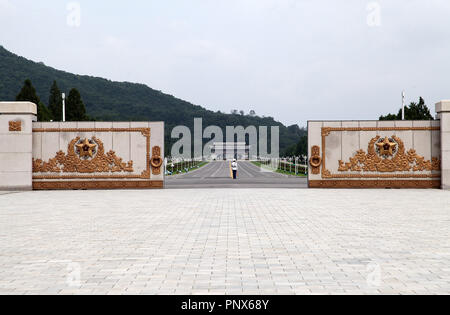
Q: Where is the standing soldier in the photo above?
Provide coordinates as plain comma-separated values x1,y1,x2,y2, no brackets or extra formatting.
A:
231,159,238,180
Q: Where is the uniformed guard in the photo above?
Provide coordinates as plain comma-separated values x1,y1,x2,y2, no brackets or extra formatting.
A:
231,159,238,179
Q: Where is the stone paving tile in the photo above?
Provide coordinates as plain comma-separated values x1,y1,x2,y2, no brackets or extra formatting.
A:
0,189,449,295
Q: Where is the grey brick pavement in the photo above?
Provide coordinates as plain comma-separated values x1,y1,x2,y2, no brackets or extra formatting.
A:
0,189,449,295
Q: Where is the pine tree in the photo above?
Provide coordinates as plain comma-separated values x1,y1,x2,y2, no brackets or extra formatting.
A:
37,102,53,122
16,79,52,121
405,97,434,120
48,81,63,121
16,79,40,105
379,97,434,121
66,88,88,121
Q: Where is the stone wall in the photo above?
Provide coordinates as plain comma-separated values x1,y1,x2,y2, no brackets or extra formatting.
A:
31,122,165,190
308,120,441,188
436,101,450,190
0,102,36,191
0,102,165,191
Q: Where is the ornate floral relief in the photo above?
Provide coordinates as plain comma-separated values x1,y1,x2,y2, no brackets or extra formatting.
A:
33,137,134,174
338,135,440,173
9,121,22,132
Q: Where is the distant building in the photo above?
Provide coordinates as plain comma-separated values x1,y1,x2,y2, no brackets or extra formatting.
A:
210,142,251,160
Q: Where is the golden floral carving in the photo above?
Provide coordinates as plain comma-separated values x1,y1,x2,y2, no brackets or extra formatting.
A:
9,121,21,132
33,137,134,174
320,127,441,180
322,169,332,178
338,135,441,173
32,128,152,180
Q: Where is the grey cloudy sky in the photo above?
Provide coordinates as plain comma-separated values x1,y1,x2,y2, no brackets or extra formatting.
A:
1,0,450,127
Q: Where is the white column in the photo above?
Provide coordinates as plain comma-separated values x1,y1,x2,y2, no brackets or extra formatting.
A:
436,100,450,190
0,102,37,191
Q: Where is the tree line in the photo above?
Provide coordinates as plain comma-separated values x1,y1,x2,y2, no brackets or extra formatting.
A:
15,79,90,122
1,46,309,156
379,97,434,120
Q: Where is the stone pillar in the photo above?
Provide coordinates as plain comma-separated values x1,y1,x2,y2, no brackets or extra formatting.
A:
436,100,450,190
0,102,37,191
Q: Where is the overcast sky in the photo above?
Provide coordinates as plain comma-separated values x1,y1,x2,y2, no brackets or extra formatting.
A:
1,0,450,127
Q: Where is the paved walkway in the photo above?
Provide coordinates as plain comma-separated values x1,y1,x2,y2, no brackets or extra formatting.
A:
0,189,449,295
166,161,307,189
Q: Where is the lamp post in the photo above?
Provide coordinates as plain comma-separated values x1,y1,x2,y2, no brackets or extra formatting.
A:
62,93,66,122
402,91,405,121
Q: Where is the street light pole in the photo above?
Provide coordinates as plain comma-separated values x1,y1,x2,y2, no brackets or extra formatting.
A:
62,93,66,122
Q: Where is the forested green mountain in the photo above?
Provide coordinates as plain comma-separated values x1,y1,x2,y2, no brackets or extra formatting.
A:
0,45,305,155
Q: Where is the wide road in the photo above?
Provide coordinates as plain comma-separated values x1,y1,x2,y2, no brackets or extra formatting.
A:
165,161,307,189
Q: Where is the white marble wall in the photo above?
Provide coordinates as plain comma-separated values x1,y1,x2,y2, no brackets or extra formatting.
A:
436,101,450,190
308,120,441,185
32,121,165,184
0,102,37,190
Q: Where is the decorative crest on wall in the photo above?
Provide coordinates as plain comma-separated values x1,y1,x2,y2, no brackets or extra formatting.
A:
9,121,21,132
33,136,134,174
338,135,440,173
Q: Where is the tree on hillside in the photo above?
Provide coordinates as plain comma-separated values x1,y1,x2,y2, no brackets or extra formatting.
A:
66,88,89,121
16,79,52,121
16,79,40,104
295,135,308,157
284,135,308,157
380,97,434,120
48,81,63,121
37,101,53,122
0,46,304,153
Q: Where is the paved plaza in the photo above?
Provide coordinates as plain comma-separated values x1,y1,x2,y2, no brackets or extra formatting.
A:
0,189,449,295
